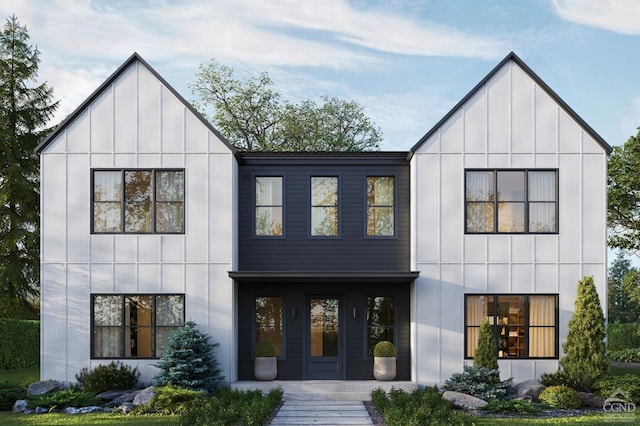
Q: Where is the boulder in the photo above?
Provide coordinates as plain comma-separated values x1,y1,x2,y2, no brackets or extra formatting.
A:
12,399,27,413
513,380,546,402
579,392,606,407
34,406,49,414
132,386,155,406
79,406,103,413
27,380,66,396
442,390,488,409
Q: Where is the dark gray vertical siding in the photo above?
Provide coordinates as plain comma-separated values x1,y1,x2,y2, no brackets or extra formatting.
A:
238,158,410,271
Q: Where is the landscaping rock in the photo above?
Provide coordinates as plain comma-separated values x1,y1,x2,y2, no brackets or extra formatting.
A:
12,399,27,413
442,390,488,409
513,380,546,402
34,406,49,414
579,392,605,407
63,407,80,414
133,385,155,406
80,406,103,413
27,379,66,395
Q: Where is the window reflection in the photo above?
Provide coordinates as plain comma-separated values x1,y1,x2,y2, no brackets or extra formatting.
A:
255,297,283,356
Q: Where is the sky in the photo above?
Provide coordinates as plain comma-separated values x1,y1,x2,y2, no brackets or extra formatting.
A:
4,0,640,152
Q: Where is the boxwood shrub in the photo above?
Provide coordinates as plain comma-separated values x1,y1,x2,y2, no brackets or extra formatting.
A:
538,385,581,409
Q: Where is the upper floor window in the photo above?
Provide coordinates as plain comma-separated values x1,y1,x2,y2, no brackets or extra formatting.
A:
255,176,283,237
367,176,395,237
92,294,184,359
465,294,558,359
311,176,339,236
92,169,184,234
465,170,557,233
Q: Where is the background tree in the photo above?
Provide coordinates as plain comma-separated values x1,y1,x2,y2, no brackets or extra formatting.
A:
191,59,382,151
559,275,607,390
608,251,640,323
608,128,640,253
473,319,498,371
0,15,58,318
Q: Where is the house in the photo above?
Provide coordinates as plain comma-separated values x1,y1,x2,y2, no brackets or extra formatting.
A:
36,52,610,386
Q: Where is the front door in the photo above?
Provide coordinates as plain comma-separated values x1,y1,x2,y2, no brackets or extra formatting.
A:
307,297,343,379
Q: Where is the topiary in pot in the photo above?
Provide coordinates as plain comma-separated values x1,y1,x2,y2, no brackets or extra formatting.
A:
254,340,277,381
373,341,396,381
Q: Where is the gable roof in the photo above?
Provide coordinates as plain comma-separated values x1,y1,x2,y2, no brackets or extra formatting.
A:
410,51,612,155
35,52,237,155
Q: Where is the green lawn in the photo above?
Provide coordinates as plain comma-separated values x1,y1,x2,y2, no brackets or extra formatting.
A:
0,412,178,425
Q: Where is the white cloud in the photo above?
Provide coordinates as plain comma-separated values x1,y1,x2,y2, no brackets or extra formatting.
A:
552,0,640,35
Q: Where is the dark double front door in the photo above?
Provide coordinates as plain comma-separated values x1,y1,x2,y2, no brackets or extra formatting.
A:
237,282,410,381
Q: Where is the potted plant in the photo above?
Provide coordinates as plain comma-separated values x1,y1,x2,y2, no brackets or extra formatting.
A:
373,340,396,381
254,340,277,381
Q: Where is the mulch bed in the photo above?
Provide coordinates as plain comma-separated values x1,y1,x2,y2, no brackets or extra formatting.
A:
363,400,386,425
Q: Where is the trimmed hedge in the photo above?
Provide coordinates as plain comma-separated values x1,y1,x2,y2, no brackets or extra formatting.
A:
608,323,640,352
0,319,39,369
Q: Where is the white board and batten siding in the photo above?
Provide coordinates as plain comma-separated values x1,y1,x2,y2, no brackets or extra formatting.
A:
410,57,608,384
39,56,238,383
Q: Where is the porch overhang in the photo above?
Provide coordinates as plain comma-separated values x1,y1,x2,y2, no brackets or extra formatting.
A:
228,271,420,284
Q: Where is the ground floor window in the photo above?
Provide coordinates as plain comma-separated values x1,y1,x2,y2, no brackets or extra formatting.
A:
91,294,184,359
366,296,395,356
465,294,558,359
255,296,284,357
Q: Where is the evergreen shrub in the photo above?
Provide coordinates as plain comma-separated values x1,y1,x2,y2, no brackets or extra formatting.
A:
370,386,472,426
178,387,283,426
593,375,640,403
154,321,224,394
538,385,581,409
473,320,498,370
132,383,203,415
76,361,140,393
559,275,608,391
26,389,100,410
0,381,26,411
442,365,513,401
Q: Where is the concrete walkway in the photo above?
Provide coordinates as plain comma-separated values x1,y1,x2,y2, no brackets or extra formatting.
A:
270,400,373,425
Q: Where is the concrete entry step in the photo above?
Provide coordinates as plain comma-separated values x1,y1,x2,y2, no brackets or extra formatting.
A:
232,380,417,401
270,400,373,425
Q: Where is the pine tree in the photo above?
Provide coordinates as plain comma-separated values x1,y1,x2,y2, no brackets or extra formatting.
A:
153,321,225,394
0,15,58,318
559,275,608,390
474,319,499,370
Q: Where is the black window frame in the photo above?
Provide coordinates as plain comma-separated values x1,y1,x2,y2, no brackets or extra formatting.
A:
365,175,396,238
464,169,558,234
91,168,185,234
464,293,559,360
364,295,396,359
253,295,286,360
309,175,341,239
90,293,185,359
253,175,286,239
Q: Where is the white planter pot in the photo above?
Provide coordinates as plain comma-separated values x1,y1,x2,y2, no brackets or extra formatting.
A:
373,356,396,381
254,356,277,381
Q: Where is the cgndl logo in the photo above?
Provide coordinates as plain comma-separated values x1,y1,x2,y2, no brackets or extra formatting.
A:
603,389,636,412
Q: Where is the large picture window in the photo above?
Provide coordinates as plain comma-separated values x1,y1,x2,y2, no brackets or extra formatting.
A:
310,176,339,236
465,294,558,359
255,177,283,236
465,170,557,233
366,296,395,356
255,297,283,357
367,176,395,237
92,294,184,359
92,169,184,233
